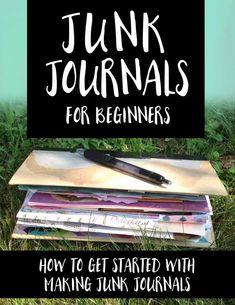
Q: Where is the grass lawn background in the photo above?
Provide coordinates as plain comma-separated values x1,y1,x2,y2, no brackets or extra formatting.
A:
0,103,234,305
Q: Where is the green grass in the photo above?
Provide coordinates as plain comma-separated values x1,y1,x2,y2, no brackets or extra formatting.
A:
0,102,234,304
0,298,234,305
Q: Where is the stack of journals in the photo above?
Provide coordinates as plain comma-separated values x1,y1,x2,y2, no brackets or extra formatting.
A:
9,150,227,248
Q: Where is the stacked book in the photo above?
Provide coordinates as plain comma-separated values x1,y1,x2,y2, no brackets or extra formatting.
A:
9,149,227,248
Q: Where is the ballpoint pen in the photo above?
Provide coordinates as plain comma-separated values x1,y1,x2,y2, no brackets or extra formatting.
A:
84,149,172,186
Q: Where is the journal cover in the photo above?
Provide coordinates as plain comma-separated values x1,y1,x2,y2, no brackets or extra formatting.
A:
9,150,228,196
